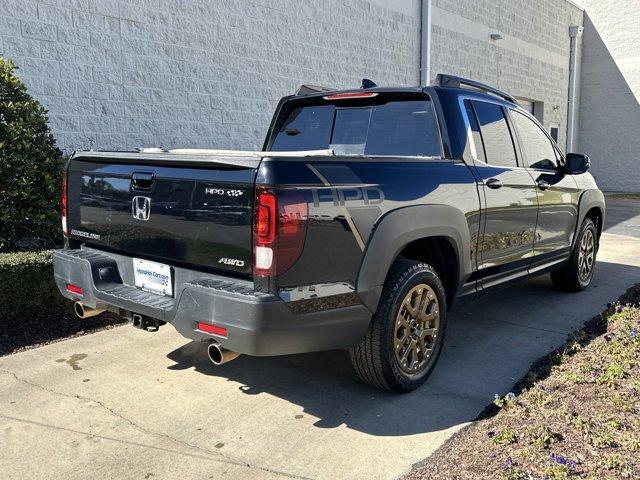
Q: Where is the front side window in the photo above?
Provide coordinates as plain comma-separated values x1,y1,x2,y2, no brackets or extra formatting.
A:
471,101,518,168
511,110,558,170
270,99,441,157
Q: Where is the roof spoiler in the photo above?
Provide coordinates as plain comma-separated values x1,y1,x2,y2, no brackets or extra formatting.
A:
296,78,378,96
295,84,334,96
437,74,517,104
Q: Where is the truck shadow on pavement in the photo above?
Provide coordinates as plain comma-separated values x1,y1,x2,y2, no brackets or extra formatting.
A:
166,260,639,436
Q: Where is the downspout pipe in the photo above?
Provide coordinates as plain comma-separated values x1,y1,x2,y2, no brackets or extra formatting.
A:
420,0,432,86
566,25,583,153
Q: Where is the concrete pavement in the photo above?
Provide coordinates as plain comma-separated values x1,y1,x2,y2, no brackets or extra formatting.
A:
1,198,639,480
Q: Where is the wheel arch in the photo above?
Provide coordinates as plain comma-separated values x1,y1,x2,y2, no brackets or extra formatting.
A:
584,206,603,240
356,205,472,313
396,237,459,309
576,189,605,246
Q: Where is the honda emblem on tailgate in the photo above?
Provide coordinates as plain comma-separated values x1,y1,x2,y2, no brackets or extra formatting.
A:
132,196,151,221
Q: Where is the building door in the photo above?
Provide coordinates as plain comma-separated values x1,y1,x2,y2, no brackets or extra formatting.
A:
465,100,539,287
516,98,535,116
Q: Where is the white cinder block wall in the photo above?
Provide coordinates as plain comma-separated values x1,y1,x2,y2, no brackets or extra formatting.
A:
1,0,421,151
2,0,583,156
430,0,584,151
578,0,640,192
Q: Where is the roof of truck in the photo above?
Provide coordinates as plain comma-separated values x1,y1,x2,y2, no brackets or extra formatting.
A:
291,74,519,107
291,86,425,98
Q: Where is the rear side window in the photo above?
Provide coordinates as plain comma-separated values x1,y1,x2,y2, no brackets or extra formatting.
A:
464,101,486,164
471,101,518,168
270,99,441,157
510,110,558,170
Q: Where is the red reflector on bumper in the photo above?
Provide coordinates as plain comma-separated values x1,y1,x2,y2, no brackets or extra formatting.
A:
197,322,227,337
66,284,84,296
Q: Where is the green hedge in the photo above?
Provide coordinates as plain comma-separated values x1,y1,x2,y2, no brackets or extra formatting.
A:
0,250,70,321
0,57,64,252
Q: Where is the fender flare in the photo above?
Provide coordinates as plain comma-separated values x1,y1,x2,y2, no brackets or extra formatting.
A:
575,189,605,246
356,204,473,313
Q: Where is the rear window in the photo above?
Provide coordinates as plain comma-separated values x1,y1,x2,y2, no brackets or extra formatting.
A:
270,98,441,156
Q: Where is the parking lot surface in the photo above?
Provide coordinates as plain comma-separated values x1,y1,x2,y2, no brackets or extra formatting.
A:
2,198,639,480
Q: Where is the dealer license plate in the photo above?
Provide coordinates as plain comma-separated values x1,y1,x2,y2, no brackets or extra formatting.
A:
133,258,173,297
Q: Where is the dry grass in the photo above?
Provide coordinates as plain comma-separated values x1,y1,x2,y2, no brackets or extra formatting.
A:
405,284,640,480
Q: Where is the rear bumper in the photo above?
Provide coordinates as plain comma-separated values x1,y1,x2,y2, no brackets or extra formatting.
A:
53,247,371,356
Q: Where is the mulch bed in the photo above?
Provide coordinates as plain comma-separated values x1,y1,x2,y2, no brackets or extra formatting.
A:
0,310,127,357
404,284,640,480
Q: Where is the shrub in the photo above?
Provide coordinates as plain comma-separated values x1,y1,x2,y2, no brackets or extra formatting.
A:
0,250,126,356
0,250,69,322
0,57,64,252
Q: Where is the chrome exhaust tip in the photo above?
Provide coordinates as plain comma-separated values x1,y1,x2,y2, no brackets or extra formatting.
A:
74,302,105,319
207,343,240,366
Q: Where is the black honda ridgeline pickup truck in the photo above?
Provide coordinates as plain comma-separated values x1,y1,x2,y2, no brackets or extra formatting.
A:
54,75,604,392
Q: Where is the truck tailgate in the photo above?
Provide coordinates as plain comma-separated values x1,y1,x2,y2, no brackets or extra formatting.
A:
66,154,258,275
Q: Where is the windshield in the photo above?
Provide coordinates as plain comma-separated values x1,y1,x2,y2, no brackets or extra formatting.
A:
270,98,441,156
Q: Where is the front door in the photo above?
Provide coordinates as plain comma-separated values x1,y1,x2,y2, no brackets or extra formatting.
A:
465,100,539,288
509,109,580,266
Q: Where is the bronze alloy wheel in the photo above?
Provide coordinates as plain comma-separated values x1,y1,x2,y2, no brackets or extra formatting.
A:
578,228,595,283
394,283,440,374
350,260,447,391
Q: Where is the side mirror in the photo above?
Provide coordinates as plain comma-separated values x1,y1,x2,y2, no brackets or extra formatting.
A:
565,153,590,174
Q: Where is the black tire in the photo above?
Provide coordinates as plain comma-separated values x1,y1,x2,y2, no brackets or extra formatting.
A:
550,217,598,292
349,259,447,392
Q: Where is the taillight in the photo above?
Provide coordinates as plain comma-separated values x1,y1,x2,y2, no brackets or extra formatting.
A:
256,192,276,243
61,171,68,236
253,189,307,276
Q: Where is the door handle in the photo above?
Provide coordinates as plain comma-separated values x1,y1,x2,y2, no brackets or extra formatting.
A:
537,180,550,191
485,178,503,189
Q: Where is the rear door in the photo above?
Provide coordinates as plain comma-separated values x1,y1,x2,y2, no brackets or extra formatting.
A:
67,155,257,275
509,109,580,263
465,100,539,286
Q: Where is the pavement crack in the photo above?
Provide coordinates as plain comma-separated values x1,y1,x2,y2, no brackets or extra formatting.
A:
0,368,223,456
455,311,570,335
0,368,311,480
